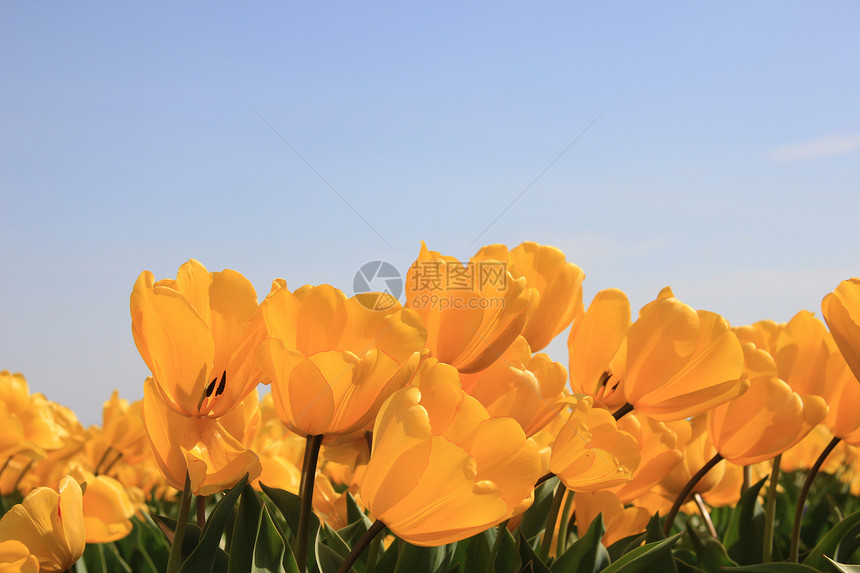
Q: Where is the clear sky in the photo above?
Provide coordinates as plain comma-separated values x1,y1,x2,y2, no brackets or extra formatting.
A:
2,2,858,426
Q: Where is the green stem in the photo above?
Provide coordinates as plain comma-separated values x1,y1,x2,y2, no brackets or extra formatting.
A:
101,451,124,476
790,436,841,562
663,453,723,536
12,459,34,493
556,489,575,556
540,483,567,561
337,519,385,573
93,446,114,476
693,493,717,538
763,454,782,562
612,402,634,421
296,434,324,572
166,473,192,573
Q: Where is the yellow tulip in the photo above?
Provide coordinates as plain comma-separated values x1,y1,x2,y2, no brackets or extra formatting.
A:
130,259,267,418
549,398,640,491
0,540,39,573
610,413,682,503
821,347,860,445
708,344,827,465
623,287,747,421
141,378,261,496
573,490,650,547
772,311,834,397
405,242,534,373
68,467,136,543
0,476,85,573
257,281,426,437
661,416,726,499
472,242,584,351
360,360,541,546
822,278,860,382
459,336,567,436
567,289,630,410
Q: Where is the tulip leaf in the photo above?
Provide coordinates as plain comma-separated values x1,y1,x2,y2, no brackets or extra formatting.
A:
82,542,108,573
720,565,822,572
346,491,370,527
461,529,492,573
685,521,737,573
393,540,449,573
319,523,351,561
259,482,321,562
804,509,860,570
516,531,551,573
724,477,768,565
600,533,682,573
493,526,520,573
179,474,248,573
317,541,347,573
823,555,860,573
519,479,559,541
606,533,647,562
252,504,298,573
551,513,609,573
228,484,263,573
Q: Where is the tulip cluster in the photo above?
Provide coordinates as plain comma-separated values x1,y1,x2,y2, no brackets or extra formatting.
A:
2,241,860,572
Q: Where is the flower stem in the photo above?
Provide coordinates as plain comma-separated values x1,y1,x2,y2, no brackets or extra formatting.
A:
763,454,782,562
337,519,385,573
93,446,114,476
166,472,192,573
540,483,567,561
535,472,555,487
742,465,751,495
663,453,723,536
790,436,841,562
556,489,575,556
296,434,324,572
196,495,207,529
612,402,634,421
693,493,717,538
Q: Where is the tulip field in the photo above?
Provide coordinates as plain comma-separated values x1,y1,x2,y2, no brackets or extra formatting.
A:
3,241,860,573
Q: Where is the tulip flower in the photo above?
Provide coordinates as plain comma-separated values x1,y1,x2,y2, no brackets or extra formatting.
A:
0,476,85,573
257,281,426,437
130,259,267,418
360,360,542,546
610,412,682,503
573,490,650,547
708,344,827,465
0,540,39,573
661,416,726,500
567,289,630,410
822,278,860,381
459,335,567,436
623,287,747,421
549,398,640,491
472,241,584,351
821,347,860,445
141,377,261,496
66,467,137,543
405,242,534,373
772,311,834,398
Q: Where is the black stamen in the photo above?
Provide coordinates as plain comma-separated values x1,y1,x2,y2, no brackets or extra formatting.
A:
598,370,612,388
215,371,227,396
205,377,217,398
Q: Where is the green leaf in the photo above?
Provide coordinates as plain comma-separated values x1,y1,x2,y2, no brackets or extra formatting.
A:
82,543,107,573
606,533,647,562
600,533,682,573
643,513,677,573
180,475,248,573
721,564,822,572
393,540,449,573
551,513,609,573
804,510,860,571
493,526,520,573
462,529,492,573
724,477,768,565
824,555,860,573
259,482,321,563
519,479,559,541
253,504,295,573
685,522,737,573
102,543,132,573
229,485,263,573
516,531,551,573
149,514,207,563
317,542,346,573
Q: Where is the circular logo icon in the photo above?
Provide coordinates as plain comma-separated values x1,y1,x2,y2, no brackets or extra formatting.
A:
353,261,403,310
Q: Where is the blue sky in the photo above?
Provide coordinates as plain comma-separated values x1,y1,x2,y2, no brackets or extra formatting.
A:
2,2,858,425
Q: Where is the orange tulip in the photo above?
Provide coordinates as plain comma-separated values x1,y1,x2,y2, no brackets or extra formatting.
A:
567,289,630,410
0,476,85,573
361,360,541,546
472,242,584,351
130,259,267,418
257,281,426,437
610,413,682,503
0,540,39,573
623,287,747,421
822,278,860,382
573,490,650,547
405,242,534,373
